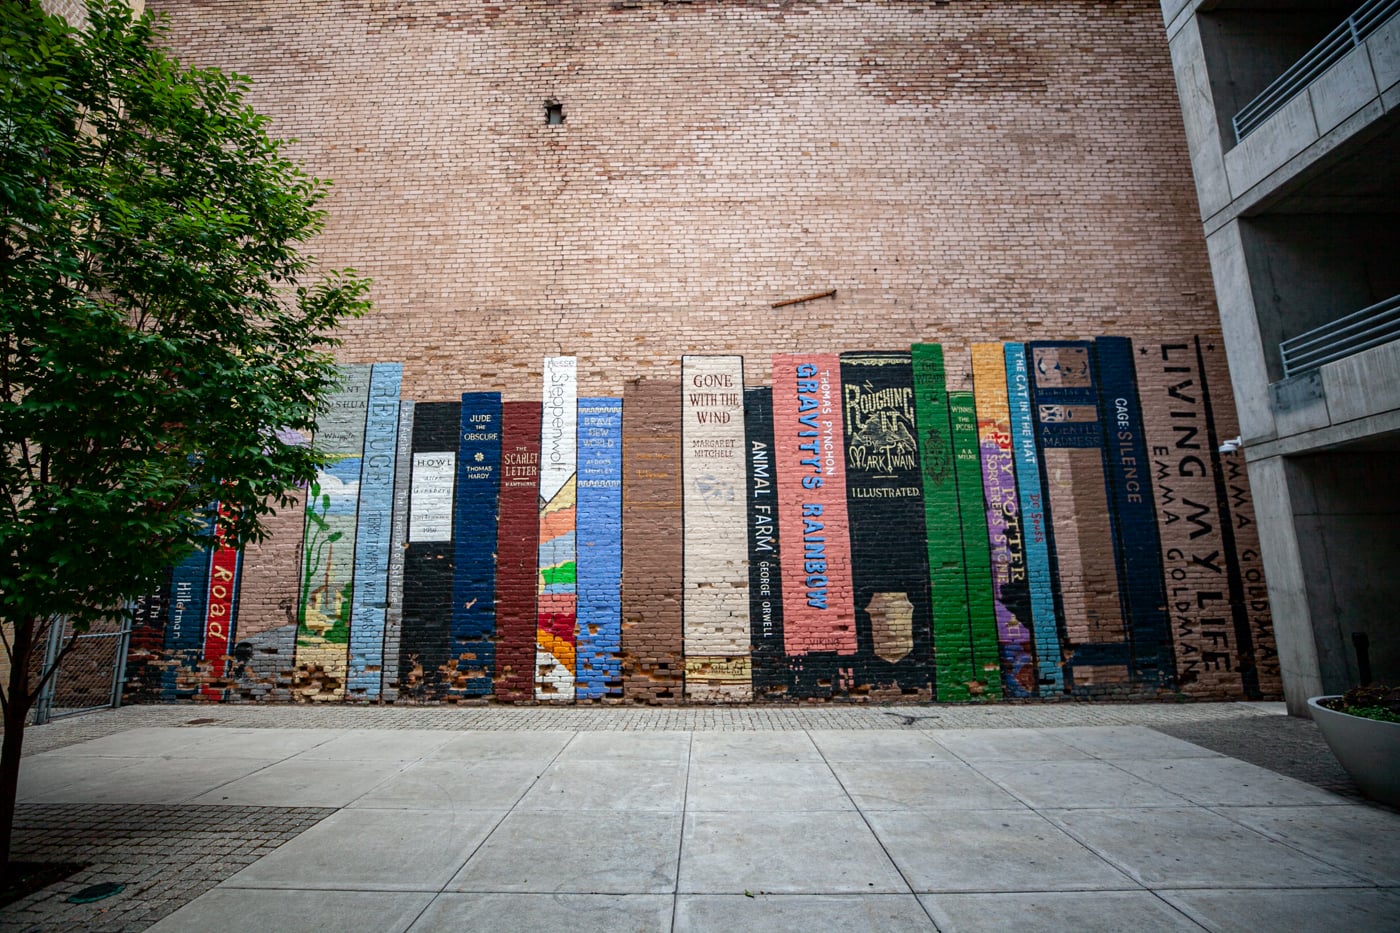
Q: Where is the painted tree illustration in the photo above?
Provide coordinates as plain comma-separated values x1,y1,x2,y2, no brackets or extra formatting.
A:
297,480,343,640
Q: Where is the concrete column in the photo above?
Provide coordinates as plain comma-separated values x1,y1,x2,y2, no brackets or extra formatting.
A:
1206,220,1277,445
1166,14,1233,219
1245,454,1323,714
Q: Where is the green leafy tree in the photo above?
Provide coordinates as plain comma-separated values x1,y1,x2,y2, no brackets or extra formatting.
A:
0,0,370,865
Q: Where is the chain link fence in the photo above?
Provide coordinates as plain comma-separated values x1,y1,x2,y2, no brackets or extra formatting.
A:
31,615,132,725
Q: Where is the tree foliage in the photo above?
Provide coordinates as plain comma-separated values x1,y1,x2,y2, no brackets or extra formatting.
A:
1,0,370,866
0,0,369,646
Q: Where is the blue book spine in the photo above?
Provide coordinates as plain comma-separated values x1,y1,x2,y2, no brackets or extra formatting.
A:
348,363,403,697
1005,343,1064,694
452,392,502,696
1095,337,1175,687
1027,339,1129,686
575,397,623,699
164,509,215,699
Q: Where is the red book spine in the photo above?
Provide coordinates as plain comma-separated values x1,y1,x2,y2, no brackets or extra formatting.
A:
495,401,542,700
200,503,241,699
771,353,857,656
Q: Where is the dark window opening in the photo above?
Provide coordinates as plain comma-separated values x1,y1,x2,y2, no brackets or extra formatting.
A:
545,101,564,126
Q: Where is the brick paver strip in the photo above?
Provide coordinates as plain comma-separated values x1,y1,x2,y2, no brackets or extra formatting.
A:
2,804,334,932
18,700,1286,755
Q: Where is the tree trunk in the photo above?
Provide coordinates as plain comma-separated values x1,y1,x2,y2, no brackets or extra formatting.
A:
0,618,35,870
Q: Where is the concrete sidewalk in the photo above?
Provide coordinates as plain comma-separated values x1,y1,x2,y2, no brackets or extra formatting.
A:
3,704,1399,931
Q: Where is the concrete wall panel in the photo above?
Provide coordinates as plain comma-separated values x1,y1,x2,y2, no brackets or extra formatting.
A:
1308,43,1381,136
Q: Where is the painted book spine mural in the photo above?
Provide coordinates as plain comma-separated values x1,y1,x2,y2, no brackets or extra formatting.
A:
199,505,242,700
840,351,933,697
771,353,856,661
381,400,415,701
125,572,172,699
745,387,787,697
971,344,1035,697
496,402,542,701
163,512,214,699
950,390,1004,700
682,356,751,700
1027,341,1126,690
537,356,578,700
575,397,623,700
296,363,372,698
1135,339,1241,696
621,379,684,704
452,392,501,697
1198,341,1280,694
1004,343,1063,694
913,345,976,702
400,401,459,698
347,363,402,698
1095,337,1174,687
1197,339,1267,696
130,338,1282,707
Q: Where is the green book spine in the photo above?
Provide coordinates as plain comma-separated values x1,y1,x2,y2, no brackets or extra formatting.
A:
912,345,970,701
950,390,1003,700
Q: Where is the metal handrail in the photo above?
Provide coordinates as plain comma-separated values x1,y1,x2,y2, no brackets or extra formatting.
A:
1233,0,1400,143
1280,293,1400,377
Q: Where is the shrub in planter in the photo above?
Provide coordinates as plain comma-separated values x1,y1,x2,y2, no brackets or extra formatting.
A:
1309,686,1400,807
1318,685,1400,724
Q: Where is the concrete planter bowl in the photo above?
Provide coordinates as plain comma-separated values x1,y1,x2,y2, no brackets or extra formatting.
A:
1308,695,1400,807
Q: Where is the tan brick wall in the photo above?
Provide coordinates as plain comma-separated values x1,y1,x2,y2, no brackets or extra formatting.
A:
148,0,1216,397
127,0,1274,704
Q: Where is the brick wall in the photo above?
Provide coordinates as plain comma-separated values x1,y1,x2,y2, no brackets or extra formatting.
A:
108,1,1285,705
621,379,686,703
148,0,1215,399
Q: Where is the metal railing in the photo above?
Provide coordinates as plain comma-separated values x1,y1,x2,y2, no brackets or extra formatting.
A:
1233,0,1400,143
1280,293,1400,378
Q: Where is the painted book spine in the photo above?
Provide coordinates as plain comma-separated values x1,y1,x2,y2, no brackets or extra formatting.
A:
1199,339,1271,697
950,390,1004,700
840,351,933,698
125,570,172,701
296,363,372,698
1095,337,1174,688
163,513,214,700
381,400,414,702
682,356,751,701
1004,343,1064,693
913,345,974,701
452,392,501,697
576,397,624,700
400,401,460,699
348,362,402,698
537,356,578,700
745,388,787,697
771,353,857,659
496,401,543,701
620,379,684,704
1027,341,1127,690
1135,339,1240,696
971,344,1036,697
199,504,242,699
